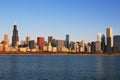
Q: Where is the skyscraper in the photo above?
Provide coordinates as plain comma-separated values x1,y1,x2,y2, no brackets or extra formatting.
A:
65,34,70,49
29,40,35,49
48,36,53,43
26,36,30,46
91,42,96,53
101,34,106,52
37,37,45,49
12,22,19,48
48,36,56,47
95,41,101,52
97,32,101,42
113,35,120,53
106,28,113,52
96,32,101,52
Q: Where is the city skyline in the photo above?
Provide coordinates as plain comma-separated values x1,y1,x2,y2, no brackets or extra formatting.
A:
0,0,120,42
0,22,120,44
0,23,120,53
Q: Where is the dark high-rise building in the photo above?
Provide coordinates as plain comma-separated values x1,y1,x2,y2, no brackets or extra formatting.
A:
12,23,19,48
29,40,35,49
48,36,53,43
101,34,106,52
113,35,120,53
91,42,96,53
65,34,70,49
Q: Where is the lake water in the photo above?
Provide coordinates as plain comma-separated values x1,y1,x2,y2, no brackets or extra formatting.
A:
0,55,120,80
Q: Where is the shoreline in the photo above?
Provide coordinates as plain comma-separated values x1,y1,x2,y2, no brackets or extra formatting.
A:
0,52,120,56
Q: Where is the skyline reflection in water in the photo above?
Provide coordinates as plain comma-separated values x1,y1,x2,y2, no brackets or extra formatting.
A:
0,56,120,80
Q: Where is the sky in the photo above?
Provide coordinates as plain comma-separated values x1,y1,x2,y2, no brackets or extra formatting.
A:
0,0,120,43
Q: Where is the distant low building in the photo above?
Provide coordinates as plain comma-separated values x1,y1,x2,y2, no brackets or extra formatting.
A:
0,44,3,51
80,40,85,52
52,47,57,52
48,43,52,52
43,46,47,51
56,40,65,51
86,43,91,53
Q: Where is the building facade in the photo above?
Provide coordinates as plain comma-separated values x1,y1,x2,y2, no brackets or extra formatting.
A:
65,34,70,49
29,40,35,49
26,36,30,46
37,37,45,49
91,42,96,53
12,23,19,48
48,36,54,43
101,34,106,52
4,34,9,45
113,35,120,53
106,28,113,52
97,32,101,42
95,41,101,53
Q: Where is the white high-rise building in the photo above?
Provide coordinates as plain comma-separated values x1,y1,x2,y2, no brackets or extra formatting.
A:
97,32,101,42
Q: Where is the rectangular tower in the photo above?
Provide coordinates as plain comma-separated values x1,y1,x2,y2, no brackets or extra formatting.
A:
106,28,113,52
37,37,45,49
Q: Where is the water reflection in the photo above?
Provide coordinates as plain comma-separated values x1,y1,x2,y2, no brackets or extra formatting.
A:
0,56,120,80
96,56,104,79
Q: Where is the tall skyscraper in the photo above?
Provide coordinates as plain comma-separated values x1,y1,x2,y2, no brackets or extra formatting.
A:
113,35,120,53
91,42,96,53
96,32,101,52
65,34,70,49
12,22,19,48
97,32,101,42
26,36,30,46
101,34,106,52
106,28,113,52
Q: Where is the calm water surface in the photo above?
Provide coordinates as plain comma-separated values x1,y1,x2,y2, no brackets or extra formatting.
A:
0,55,120,80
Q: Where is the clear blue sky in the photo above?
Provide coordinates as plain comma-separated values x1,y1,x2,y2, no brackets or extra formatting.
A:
0,0,120,43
